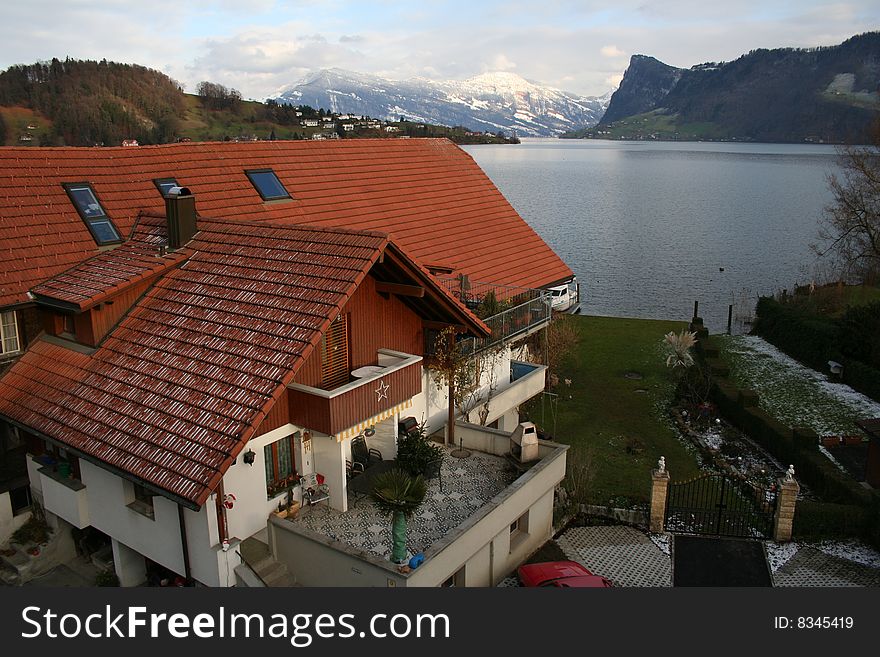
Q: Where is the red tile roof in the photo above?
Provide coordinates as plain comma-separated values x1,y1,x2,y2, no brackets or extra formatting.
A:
0,139,572,307
31,214,184,311
0,219,488,508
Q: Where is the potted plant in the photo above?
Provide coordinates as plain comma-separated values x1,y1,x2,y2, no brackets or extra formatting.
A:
396,423,444,478
272,473,301,518
370,468,426,564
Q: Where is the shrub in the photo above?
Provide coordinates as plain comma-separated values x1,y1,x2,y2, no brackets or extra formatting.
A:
794,501,870,539
95,570,120,587
841,358,880,401
753,297,838,372
396,424,444,478
838,301,880,367
11,515,50,546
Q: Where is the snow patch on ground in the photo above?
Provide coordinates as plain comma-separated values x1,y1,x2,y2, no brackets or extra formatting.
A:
818,445,848,472
701,427,724,451
649,533,671,556
719,335,880,436
766,542,799,572
814,539,880,569
766,539,880,572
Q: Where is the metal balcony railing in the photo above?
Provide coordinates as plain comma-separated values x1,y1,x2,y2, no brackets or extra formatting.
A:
435,276,552,354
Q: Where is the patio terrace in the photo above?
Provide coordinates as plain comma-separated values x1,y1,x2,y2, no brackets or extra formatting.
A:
288,445,519,560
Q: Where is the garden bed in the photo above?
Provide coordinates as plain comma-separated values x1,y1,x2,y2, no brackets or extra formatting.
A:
673,410,808,496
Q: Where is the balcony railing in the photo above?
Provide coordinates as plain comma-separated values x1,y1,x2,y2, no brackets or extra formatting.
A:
436,276,552,354
287,349,422,437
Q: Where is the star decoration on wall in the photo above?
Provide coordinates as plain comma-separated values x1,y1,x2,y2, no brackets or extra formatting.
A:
375,379,390,402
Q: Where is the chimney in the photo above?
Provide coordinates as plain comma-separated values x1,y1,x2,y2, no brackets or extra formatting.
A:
164,186,197,249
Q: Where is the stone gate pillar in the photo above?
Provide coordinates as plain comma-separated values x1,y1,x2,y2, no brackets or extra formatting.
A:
773,465,800,543
650,457,670,533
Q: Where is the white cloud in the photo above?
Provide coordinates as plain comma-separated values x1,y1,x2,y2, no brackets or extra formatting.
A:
487,53,517,72
605,73,624,88
600,45,626,58
0,1,877,99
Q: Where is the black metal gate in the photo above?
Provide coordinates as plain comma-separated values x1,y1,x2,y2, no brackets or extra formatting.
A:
664,473,776,539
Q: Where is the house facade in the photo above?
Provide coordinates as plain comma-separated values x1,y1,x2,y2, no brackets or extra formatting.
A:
0,139,574,585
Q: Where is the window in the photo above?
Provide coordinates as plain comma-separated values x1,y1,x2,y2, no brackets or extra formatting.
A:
265,434,298,498
9,485,31,515
245,169,290,201
127,482,155,519
509,511,530,552
61,314,75,337
441,566,466,587
320,314,350,389
1,311,20,355
153,178,180,196
62,183,122,245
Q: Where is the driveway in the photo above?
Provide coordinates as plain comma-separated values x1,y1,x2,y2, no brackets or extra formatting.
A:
553,525,880,588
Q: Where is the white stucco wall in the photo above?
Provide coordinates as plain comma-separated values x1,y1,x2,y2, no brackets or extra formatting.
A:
26,455,43,498
222,423,306,543
78,460,186,576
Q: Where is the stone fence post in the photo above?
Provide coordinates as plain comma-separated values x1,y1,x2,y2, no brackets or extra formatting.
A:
650,457,670,533
773,465,800,543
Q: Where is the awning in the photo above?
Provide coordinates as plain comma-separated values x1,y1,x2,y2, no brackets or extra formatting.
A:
334,398,413,442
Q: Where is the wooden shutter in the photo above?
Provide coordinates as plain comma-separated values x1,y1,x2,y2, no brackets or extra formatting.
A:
321,314,350,389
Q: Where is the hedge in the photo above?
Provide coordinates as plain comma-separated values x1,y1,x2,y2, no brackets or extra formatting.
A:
792,450,874,506
753,296,880,403
793,501,870,540
752,297,839,372
710,382,874,508
841,358,880,402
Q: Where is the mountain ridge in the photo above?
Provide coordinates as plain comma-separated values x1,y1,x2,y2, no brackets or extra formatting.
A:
567,32,880,143
274,68,612,136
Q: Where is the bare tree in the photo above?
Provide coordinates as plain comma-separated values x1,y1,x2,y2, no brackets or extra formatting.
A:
429,326,469,446
526,314,580,389
813,119,880,283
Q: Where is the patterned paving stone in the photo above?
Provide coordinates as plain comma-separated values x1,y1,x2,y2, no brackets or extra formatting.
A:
557,526,672,587
291,448,518,560
773,547,880,587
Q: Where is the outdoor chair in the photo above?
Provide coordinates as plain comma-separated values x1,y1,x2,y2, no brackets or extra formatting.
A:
424,456,443,492
351,435,382,469
346,459,365,480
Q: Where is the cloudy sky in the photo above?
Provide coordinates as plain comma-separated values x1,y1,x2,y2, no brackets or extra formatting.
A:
1,1,878,99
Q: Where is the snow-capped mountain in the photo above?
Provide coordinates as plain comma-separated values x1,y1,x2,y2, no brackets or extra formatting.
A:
273,69,612,136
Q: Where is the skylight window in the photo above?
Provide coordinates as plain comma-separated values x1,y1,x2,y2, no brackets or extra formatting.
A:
154,178,180,196
245,169,290,201
62,183,122,245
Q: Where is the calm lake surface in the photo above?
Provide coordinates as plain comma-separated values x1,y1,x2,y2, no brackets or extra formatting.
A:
463,139,842,333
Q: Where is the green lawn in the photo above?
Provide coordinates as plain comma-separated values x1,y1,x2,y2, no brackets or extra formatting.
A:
716,334,880,436
521,315,702,507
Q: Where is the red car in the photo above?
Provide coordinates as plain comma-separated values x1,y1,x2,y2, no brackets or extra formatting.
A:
517,561,613,587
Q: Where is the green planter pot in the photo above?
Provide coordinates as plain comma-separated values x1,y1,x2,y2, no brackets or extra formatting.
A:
391,512,407,563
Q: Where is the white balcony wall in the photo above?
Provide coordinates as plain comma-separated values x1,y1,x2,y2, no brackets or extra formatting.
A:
26,455,43,498
268,435,567,587
38,467,89,529
412,348,545,439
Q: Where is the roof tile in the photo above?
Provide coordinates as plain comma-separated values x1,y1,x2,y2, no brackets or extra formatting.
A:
0,139,571,306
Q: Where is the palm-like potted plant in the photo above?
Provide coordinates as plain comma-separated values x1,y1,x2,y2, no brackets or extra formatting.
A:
370,468,427,564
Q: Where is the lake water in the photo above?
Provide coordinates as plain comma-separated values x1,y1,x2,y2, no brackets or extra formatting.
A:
462,139,842,333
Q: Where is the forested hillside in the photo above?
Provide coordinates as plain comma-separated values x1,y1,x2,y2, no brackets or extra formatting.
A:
0,59,184,145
